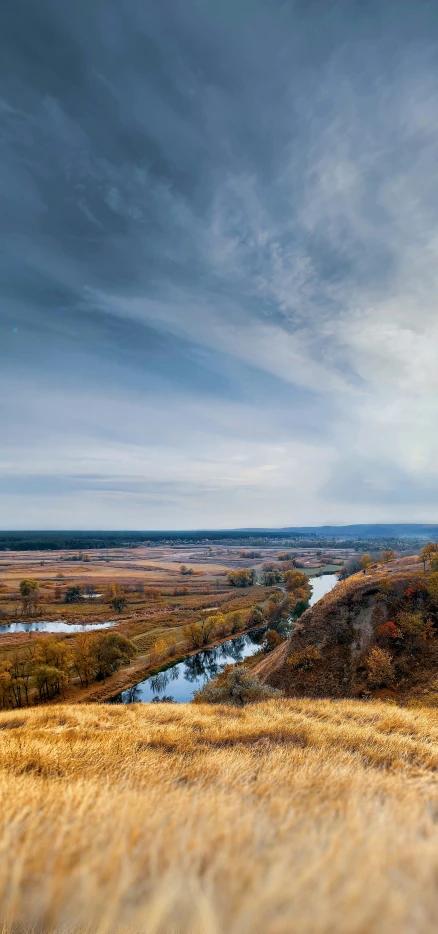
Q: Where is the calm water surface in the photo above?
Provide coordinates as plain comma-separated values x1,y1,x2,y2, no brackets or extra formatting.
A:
110,573,339,705
308,573,338,606
0,620,116,634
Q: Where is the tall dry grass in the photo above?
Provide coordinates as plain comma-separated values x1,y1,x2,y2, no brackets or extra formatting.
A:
2,699,438,932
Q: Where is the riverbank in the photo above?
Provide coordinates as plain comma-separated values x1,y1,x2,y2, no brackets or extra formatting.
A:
104,573,340,704
81,621,266,703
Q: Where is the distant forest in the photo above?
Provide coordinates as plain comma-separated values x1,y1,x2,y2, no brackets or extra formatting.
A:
0,525,438,551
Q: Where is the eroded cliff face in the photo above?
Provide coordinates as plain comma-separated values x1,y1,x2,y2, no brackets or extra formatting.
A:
255,571,438,699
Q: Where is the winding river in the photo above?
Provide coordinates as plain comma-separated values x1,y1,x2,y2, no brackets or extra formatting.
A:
110,573,339,705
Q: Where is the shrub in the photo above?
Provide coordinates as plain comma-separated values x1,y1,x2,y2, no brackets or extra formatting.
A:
250,606,265,626
397,612,435,648
111,596,127,613
193,666,282,706
376,621,401,642
426,573,438,606
263,630,282,652
64,586,82,604
144,587,162,600
293,599,309,618
262,567,283,586
379,577,393,593
288,646,321,671
227,569,256,588
366,648,394,688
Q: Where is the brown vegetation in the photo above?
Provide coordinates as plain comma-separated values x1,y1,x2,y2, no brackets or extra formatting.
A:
2,699,438,932
256,565,438,703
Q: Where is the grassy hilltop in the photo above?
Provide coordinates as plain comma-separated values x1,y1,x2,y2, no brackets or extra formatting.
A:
3,699,438,933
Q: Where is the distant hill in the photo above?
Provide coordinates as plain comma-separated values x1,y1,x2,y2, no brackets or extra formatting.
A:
240,524,438,539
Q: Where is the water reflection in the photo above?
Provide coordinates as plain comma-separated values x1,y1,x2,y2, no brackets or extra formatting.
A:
0,620,116,634
109,575,339,706
110,628,266,705
308,574,338,606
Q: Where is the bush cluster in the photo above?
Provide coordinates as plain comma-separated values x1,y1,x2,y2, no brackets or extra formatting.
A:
227,569,256,587
193,666,282,706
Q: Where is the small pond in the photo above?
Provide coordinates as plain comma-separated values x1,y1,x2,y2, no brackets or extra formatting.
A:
0,620,116,634
110,572,339,705
308,573,338,606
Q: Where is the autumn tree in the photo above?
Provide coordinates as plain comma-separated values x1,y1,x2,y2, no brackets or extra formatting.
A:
183,622,204,649
34,638,73,676
420,543,438,570
228,609,247,633
72,633,98,687
19,579,40,614
359,554,373,572
381,549,395,564
283,569,308,592
8,647,34,707
34,665,68,702
184,615,222,648
93,632,136,680
0,665,12,710
227,569,256,588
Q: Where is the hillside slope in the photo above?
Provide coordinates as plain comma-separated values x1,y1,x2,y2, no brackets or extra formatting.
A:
2,701,438,933
255,566,438,701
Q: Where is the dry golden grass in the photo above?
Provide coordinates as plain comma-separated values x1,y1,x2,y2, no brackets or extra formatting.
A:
2,699,438,933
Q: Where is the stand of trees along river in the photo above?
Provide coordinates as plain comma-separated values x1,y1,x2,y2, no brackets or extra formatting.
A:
0,565,317,710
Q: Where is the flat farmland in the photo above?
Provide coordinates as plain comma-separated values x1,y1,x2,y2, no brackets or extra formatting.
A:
0,544,286,704
0,543,348,706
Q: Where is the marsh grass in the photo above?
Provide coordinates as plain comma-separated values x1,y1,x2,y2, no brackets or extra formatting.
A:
2,699,438,932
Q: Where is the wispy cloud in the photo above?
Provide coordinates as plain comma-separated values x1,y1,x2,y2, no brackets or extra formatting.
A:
2,0,438,526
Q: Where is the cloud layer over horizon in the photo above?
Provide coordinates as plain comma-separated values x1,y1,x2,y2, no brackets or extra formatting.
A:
2,0,438,529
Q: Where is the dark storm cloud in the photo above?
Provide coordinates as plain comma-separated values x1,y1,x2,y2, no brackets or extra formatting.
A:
2,0,438,526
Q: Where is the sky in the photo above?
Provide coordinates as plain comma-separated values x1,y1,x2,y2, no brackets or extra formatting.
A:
2,0,438,530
